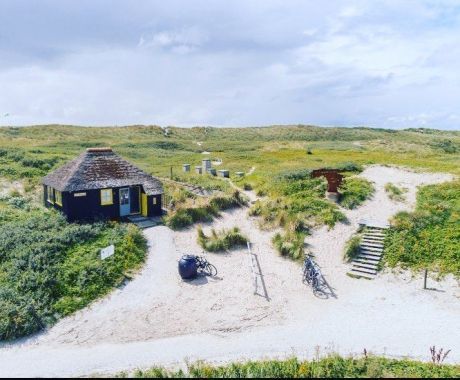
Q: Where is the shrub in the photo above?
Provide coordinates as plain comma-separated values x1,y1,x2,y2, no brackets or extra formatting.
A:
339,177,374,209
197,226,248,252
166,191,247,230
431,139,459,153
385,182,407,202
344,234,361,262
0,212,147,340
272,231,305,261
384,181,460,276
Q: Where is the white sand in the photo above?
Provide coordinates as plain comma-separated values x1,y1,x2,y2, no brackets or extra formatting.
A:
0,165,458,377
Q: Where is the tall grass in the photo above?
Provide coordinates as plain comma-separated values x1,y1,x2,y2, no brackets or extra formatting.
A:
122,355,460,378
197,226,248,252
384,182,407,202
165,190,248,230
344,234,362,262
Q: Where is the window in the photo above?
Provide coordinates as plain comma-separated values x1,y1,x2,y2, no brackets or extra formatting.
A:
100,189,113,205
74,192,87,197
153,197,157,205
47,186,54,204
55,190,62,206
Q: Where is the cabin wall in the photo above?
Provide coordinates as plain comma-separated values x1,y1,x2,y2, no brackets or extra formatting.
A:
65,188,120,222
43,185,65,212
147,194,162,217
44,184,163,221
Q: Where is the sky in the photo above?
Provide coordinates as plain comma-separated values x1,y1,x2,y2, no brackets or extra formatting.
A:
0,0,459,129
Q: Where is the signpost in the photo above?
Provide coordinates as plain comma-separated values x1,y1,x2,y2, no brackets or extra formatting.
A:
100,244,115,260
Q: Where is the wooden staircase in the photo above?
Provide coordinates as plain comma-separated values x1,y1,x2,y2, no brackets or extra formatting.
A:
348,226,387,279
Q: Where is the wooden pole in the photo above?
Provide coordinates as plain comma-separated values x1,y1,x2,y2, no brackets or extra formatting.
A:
423,269,428,289
170,166,173,179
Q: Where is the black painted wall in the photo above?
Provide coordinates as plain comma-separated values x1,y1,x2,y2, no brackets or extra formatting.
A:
44,184,162,221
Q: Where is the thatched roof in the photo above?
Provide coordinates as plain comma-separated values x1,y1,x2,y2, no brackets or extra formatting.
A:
42,148,163,195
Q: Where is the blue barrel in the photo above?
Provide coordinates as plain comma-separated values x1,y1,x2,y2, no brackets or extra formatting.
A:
178,255,198,279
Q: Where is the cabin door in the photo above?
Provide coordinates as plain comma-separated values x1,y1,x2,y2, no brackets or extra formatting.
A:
119,188,130,216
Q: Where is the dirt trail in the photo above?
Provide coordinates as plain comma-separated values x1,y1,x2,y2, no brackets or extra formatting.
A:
0,165,458,377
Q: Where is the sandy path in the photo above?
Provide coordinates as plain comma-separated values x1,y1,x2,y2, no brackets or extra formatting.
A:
0,165,458,377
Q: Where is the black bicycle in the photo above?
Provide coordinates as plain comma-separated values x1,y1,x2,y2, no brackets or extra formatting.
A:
195,256,218,277
303,255,324,293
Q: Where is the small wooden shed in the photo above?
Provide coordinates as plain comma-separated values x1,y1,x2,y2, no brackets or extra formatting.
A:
41,147,163,221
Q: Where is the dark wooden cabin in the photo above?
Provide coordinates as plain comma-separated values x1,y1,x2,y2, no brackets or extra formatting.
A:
42,147,163,221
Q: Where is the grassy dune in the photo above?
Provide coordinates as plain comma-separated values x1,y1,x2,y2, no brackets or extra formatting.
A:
0,124,458,339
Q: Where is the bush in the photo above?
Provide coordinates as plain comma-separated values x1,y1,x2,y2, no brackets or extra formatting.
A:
344,235,361,262
166,191,247,230
339,177,374,209
0,212,147,340
272,231,306,261
385,182,407,202
197,226,248,252
384,181,460,276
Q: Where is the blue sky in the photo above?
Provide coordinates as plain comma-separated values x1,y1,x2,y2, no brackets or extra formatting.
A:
0,0,459,129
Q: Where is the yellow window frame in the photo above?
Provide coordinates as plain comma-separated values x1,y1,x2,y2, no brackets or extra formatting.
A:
55,190,63,206
47,186,54,204
100,188,113,205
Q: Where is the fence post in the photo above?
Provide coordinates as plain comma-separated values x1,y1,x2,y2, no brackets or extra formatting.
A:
423,269,428,289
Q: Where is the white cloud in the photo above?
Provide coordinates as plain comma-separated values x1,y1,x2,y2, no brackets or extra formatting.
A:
0,0,459,129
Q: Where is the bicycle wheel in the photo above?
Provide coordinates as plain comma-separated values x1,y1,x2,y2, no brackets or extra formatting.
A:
204,263,217,277
312,275,319,290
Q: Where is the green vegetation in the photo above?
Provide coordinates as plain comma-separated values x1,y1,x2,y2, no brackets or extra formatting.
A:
385,182,408,202
272,230,306,261
344,234,362,262
339,177,375,209
0,124,459,337
119,355,460,378
197,226,248,252
165,190,248,230
0,206,147,340
384,181,460,276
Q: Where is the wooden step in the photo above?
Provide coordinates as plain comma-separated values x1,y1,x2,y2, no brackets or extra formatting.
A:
362,240,384,246
348,269,376,279
360,246,384,254
360,243,383,252
364,233,385,238
360,251,383,259
354,257,380,264
351,266,377,275
363,235,385,240
352,261,378,270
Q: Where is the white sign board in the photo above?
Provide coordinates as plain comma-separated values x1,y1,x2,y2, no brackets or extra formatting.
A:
100,245,115,260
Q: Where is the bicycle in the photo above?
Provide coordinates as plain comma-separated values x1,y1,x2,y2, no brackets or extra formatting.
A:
195,255,218,277
303,254,324,293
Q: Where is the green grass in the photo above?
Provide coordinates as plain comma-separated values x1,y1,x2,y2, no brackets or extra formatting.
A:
339,177,375,209
385,182,408,202
197,226,248,252
272,231,306,261
384,181,460,276
165,190,248,230
0,124,459,338
118,355,460,378
344,234,362,262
